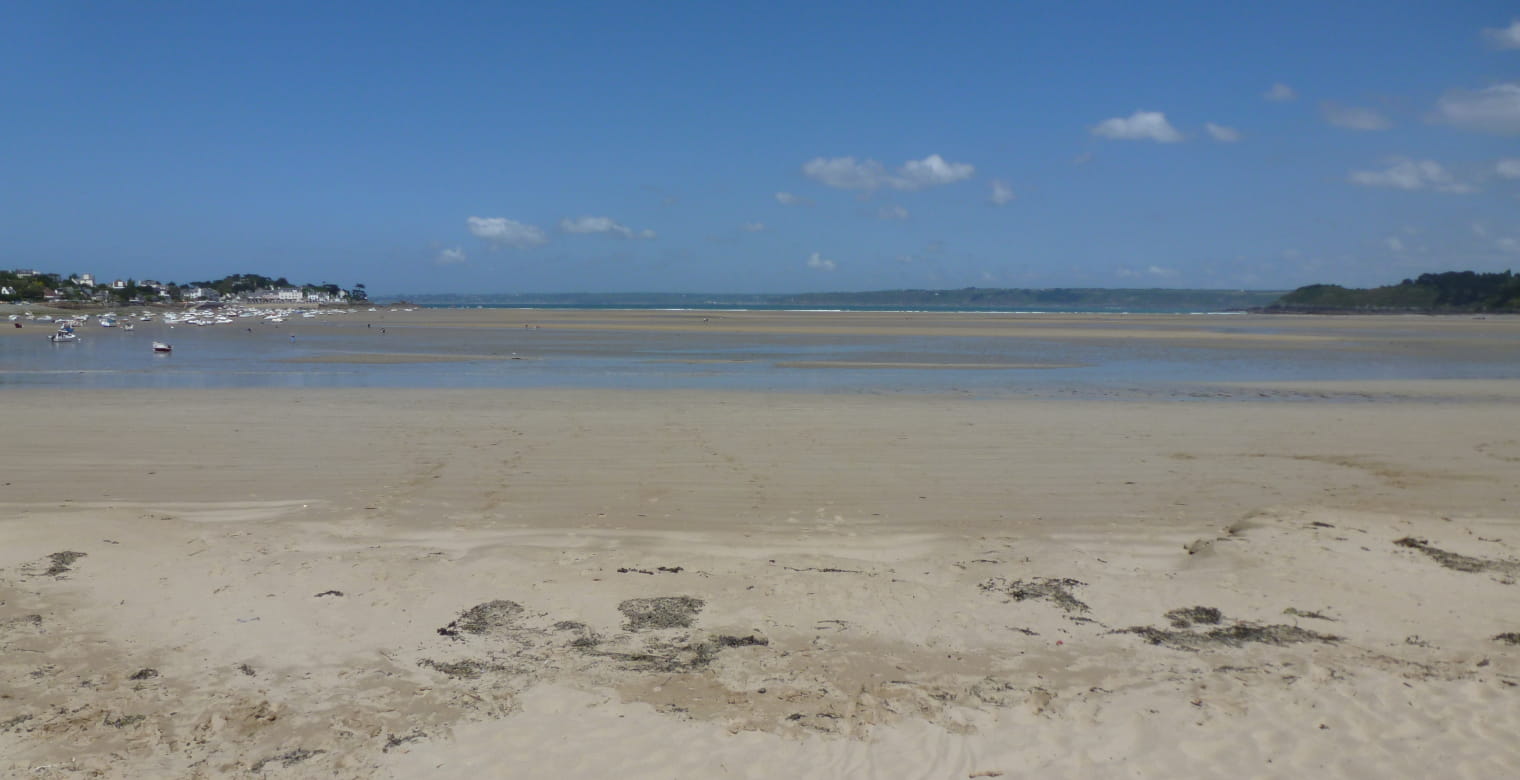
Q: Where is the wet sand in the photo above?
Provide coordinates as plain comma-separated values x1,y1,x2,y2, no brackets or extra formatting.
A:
2,310,1520,778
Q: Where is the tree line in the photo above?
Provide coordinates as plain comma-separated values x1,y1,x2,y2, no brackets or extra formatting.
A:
1264,271,1520,313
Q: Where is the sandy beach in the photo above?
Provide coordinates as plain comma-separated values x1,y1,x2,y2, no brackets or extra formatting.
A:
3,311,1520,778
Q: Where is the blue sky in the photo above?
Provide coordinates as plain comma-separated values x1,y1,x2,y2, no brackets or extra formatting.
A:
4,1,1519,294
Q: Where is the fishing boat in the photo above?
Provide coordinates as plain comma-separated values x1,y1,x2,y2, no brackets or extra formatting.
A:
49,325,79,343
152,341,172,353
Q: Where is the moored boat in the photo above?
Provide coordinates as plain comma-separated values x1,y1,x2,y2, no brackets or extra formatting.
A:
152,341,172,353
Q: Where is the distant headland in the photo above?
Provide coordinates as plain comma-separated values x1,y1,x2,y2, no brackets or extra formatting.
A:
10,266,1517,314
1260,271,1520,314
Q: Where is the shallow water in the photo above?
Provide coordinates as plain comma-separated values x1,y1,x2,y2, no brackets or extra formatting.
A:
2,313,1517,400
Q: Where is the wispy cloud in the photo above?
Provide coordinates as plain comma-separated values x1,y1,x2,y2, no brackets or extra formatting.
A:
1497,237,1520,253
467,217,548,249
806,252,836,271
1347,158,1473,193
740,222,766,232
801,154,975,192
1322,102,1391,130
774,191,811,206
1434,83,1520,135
1264,83,1297,102
1497,158,1520,179
432,247,467,265
1116,265,1180,280
876,205,909,221
558,216,656,239
1483,19,1520,49
895,154,976,189
989,179,1015,205
1090,111,1183,142
1204,122,1242,142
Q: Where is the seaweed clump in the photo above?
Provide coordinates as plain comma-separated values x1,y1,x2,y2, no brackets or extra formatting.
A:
618,596,705,631
250,749,325,772
438,600,524,637
1393,538,1520,576
979,577,1089,613
1123,621,1342,651
1164,606,1223,628
44,551,86,577
416,658,508,679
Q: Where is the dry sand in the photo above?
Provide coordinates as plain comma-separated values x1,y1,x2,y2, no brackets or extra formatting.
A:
3,313,1520,778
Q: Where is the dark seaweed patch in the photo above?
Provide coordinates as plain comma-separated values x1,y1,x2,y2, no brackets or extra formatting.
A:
1164,607,1223,628
980,577,1089,613
437,600,524,637
1122,622,1342,651
618,596,704,631
416,658,508,679
251,748,325,772
1394,537,1520,575
44,551,86,577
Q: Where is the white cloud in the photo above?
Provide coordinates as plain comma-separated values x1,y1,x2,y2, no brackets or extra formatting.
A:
1090,111,1183,142
1497,237,1520,253
1264,83,1297,102
1434,83,1520,135
801,154,975,192
1484,20,1520,49
1473,222,1489,237
467,216,548,249
1498,158,1520,178
989,179,1015,205
558,216,656,239
895,154,976,189
1347,158,1473,193
433,247,467,265
1204,122,1242,142
740,222,766,232
774,191,810,206
806,252,836,271
877,205,909,221
1072,152,1094,165
1385,236,1406,253
1147,265,1179,278
802,157,889,190
1322,102,1391,130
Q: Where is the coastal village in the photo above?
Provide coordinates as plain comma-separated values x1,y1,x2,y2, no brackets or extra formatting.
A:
0,268,363,307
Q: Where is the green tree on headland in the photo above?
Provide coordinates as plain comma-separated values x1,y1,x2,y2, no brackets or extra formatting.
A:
1265,271,1520,313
